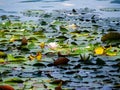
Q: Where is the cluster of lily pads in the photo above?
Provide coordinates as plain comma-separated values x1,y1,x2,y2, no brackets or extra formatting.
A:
0,8,120,90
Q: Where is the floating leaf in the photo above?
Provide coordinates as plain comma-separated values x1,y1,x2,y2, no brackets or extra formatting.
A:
0,85,14,90
50,79,66,84
0,15,8,20
101,32,120,42
51,20,64,25
21,36,28,45
105,46,117,56
54,57,69,65
0,58,5,64
56,35,68,41
0,51,7,58
40,21,47,25
22,9,45,17
28,42,35,49
55,81,62,90
60,25,68,34
33,62,46,67
10,35,16,42
7,54,26,62
57,51,69,57
3,77,24,83
114,83,120,88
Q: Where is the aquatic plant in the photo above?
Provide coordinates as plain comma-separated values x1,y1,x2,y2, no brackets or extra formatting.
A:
79,53,91,61
101,32,120,42
0,8,120,90
39,42,45,49
0,85,14,90
48,42,58,50
94,46,105,55
54,57,69,65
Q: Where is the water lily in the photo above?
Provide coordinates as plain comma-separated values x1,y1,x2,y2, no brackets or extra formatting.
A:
85,46,91,49
69,24,77,30
39,42,45,49
10,35,16,42
48,42,58,50
94,46,105,55
72,47,79,52
36,52,42,61
28,54,35,60
80,53,91,61
66,24,77,30
28,52,42,61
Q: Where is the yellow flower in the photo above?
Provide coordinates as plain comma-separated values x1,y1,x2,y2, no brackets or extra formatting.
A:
94,46,104,55
0,51,7,57
36,52,42,61
28,54,35,60
0,59,5,64
40,42,45,49
10,36,16,42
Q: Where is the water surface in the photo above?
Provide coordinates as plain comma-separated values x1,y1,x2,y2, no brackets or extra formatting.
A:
0,0,120,18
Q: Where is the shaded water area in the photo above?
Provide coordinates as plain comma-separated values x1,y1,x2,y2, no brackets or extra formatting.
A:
0,0,120,90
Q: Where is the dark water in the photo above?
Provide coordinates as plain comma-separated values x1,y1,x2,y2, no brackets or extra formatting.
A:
0,0,120,18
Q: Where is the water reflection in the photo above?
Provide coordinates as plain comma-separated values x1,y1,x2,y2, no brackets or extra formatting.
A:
20,0,69,3
111,0,120,4
20,0,120,4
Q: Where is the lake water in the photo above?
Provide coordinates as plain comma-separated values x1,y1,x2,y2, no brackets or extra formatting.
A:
0,1,120,90
0,0,120,18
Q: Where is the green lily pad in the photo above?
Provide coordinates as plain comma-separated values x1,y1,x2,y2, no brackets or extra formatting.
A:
3,77,24,83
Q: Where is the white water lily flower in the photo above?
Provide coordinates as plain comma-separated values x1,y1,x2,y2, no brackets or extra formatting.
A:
48,42,58,50
85,46,91,49
69,24,77,29
20,29,25,31
65,24,77,30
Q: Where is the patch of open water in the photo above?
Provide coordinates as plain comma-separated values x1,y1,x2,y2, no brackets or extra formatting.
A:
0,0,120,19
